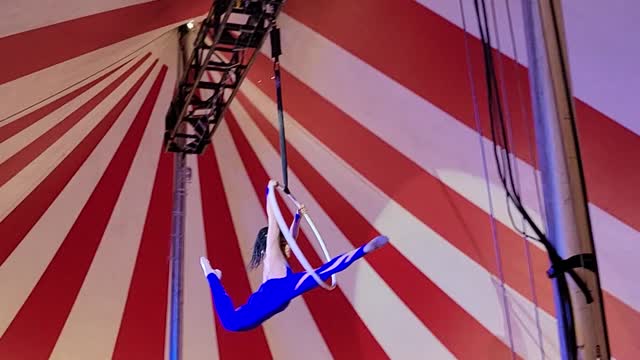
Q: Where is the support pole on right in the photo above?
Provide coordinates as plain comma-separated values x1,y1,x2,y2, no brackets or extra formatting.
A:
522,1,611,359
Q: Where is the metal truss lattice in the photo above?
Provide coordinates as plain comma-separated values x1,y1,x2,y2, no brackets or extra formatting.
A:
165,0,285,154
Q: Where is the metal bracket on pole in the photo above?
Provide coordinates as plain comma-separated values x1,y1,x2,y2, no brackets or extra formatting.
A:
547,253,597,283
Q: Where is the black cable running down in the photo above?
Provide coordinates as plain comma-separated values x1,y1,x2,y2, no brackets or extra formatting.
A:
470,1,596,358
270,24,289,194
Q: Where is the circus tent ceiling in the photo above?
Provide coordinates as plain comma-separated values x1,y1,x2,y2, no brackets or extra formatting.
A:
0,0,638,359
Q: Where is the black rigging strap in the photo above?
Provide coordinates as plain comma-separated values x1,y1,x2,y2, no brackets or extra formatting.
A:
270,23,289,194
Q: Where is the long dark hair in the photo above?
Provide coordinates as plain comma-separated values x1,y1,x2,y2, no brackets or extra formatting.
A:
249,226,269,269
249,226,288,269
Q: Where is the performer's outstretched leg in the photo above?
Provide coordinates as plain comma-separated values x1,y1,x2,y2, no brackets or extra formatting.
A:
200,258,256,331
289,235,389,296
200,235,389,332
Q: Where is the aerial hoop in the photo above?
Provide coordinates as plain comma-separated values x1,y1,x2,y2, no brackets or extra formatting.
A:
266,24,334,289
267,180,337,290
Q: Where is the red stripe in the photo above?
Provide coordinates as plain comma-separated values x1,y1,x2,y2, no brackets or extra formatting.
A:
224,112,390,360
282,0,640,233
604,295,640,360
245,54,554,310
243,56,640,358
0,53,150,188
230,96,516,359
111,66,171,359
0,0,210,85
0,60,129,142
0,56,153,267
0,61,158,360
198,145,273,360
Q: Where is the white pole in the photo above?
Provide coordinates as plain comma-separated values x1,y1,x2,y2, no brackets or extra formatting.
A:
168,153,187,360
522,1,610,359
168,24,196,360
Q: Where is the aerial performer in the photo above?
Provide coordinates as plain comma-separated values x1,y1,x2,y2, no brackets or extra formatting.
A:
200,181,389,332
199,18,388,331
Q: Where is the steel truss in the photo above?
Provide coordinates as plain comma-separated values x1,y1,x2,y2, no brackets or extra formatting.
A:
165,0,285,154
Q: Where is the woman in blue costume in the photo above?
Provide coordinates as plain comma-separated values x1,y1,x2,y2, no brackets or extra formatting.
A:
200,187,389,332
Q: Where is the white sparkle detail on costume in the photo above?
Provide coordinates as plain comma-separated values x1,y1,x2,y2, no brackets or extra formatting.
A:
294,248,358,290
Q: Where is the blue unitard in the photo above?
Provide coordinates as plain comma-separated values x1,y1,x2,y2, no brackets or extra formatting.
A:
206,243,369,332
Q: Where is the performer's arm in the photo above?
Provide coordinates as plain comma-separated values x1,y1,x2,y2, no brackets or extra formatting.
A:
265,197,285,261
263,183,288,281
289,205,304,240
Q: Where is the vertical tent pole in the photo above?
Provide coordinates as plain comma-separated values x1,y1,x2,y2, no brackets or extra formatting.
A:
168,153,187,360
168,24,192,360
522,1,611,359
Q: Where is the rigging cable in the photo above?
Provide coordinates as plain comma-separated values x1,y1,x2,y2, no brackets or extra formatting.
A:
457,1,516,358
485,0,546,356
500,0,546,357
487,0,528,238
470,0,596,358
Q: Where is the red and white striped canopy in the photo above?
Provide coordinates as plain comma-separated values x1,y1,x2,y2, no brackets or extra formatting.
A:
1,0,638,359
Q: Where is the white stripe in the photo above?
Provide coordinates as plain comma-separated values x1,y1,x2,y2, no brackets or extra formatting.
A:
258,15,640,312
229,100,457,360
237,81,562,359
0,23,175,123
435,168,640,314
0,55,156,338
213,121,333,360
48,59,164,360
181,155,220,360
0,55,141,163
0,59,122,128
0,55,155,222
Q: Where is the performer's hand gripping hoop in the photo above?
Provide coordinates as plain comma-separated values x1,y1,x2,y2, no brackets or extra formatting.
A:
267,180,337,290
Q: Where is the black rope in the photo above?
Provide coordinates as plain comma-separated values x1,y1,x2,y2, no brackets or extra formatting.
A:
270,24,290,194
